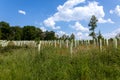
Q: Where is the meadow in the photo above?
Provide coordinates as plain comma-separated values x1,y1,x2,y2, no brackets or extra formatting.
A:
0,39,120,80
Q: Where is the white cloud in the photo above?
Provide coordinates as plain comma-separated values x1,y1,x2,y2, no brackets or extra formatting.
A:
98,18,114,23
44,17,55,27
71,21,89,32
44,0,113,29
53,1,105,21
76,32,82,39
62,0,85,8
110,5,120,16
56,31,68,37
43,17,60,29
103,28,120,39
109,10,113,14
76,32,91,40
18,10,26,15
40,27,46,32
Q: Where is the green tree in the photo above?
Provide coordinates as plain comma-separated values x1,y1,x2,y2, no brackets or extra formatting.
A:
88,15,98,39
116,33,120,39
70,33,75,41
44,31,55,40
9,26,23,40
61,34,68,40
0,29,1,39
40,32,46,40
0,21,10,40
97,30,103,40
55,34,59,40
35,28,42,40
23,26,36,40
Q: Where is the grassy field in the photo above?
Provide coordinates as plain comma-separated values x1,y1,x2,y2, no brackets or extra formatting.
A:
0,44,120,80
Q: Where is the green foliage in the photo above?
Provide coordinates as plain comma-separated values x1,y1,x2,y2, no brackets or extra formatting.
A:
35,28,42,40
0,45,120,80
9,26,23,40
88,15,98,39
0,46,21,54
70,33,75,41
0,29,1,39
44,31,56,40
60,34,69,41
22,26,37,40
97,30,103,40
59,33,75,41
116,33,120,39
0,21,10,40
0,21,58,40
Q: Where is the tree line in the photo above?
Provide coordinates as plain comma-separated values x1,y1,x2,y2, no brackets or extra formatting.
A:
0,15,103,41
0,21,56,40
0,21,75,41
1,15,119,41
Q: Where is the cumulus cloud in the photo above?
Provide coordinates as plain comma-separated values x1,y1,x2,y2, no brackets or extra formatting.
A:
76,32,82,39
109,10,113,14
110,5,120,16
18,10,26,15
56,31,68,37
98,18,114,23
40,27,46,32
59,0,85,9
76,32,91,40
44,0,113,29
71,21,89,32
55,0,105,21
44,17,60,29
103,28,120,39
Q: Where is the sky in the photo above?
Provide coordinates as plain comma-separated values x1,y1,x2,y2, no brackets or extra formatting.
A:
0,0,120,39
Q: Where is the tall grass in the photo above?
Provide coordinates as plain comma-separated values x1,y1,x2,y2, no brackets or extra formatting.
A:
0,45,120,80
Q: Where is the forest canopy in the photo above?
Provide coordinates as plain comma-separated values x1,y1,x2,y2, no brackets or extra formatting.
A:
0,21,75,41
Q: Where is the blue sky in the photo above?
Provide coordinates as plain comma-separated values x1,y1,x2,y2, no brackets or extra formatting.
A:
0,0,120,39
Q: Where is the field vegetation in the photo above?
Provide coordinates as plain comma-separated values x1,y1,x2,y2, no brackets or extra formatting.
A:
0,40,120,80
0,16,120,80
